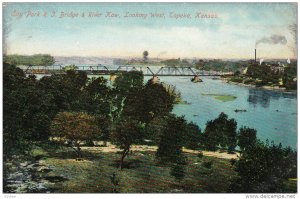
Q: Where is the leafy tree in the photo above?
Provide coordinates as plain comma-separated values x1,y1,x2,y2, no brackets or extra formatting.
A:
183,122,202,150
80,77,110,117
155,115,188,181
156,115,186,163
50,112,99,158
143,116,168,144
237,126,257,152
114,71,144,96
203,112,237,152
37,70,88,111
110,118,144,169
143,51,149,61
3,63,33,158
137,83,175,123
282,65,297,90
68,76,111,145
3,63,58,159
229,140,297,193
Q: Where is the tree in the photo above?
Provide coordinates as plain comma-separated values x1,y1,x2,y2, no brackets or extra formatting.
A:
114,71,144,96
237,126,257,152
50,112,99,158
3,63,33,158
143,51,149,61
37,70,88,111
80,77,110,116
137,83,175,123
229,140,297,193
203,112,237,152
155,115,188,181
156,115,186,163
282,65,297,90
110,118,144,169
3,63,59,159
183,122,202,150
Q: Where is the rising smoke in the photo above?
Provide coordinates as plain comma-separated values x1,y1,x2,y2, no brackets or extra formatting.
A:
255,34,287,48
259,59,264,65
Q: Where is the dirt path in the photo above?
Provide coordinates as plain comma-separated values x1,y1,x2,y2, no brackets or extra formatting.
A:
82,143,239,160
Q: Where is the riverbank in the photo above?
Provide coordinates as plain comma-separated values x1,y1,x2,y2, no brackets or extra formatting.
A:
222,78,297,94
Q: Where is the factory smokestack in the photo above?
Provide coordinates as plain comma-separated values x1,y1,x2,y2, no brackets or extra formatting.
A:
255,49,256,62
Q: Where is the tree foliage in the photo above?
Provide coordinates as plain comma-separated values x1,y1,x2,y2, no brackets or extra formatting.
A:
237,126,257,152
3,63,57,159
282,65,297,90
137,83,175,123
143,51,149,61
203,112,237,152
183,122,202,150
156,115,186,163
50,112,99,158
229,140,297,193
110,118,144,169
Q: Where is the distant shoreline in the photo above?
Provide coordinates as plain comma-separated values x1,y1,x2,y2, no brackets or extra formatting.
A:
221,78,297,94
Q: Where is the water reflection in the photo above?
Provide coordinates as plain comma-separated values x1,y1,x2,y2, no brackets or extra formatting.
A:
247,89,296,108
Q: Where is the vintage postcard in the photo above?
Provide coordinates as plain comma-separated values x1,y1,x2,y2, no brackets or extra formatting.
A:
2,2,298,195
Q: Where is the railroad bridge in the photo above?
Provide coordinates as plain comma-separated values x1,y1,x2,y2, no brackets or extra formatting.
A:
22,65,233,77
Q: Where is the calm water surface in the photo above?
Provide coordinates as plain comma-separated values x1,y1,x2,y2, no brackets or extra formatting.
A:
145,76,297,149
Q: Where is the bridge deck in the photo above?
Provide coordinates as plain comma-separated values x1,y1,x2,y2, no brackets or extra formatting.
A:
22,65,234,76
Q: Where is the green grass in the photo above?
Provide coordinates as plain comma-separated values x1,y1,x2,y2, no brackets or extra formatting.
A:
202,94,237,102
32,145,237,193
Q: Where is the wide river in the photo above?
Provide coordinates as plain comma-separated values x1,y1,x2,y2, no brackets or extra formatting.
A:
144,76,297,149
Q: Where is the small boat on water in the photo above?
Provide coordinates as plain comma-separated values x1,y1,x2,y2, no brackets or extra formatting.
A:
234,109,247,113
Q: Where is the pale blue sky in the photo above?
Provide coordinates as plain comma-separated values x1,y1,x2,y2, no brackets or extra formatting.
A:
3,3,297,59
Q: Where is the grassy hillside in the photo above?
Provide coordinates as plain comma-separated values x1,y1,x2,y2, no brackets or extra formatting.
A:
27,143,237,193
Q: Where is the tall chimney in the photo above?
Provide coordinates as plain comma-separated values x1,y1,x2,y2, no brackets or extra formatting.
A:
255,49,256,62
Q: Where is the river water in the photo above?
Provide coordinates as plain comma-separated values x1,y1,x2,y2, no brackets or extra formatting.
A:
143,76,297,149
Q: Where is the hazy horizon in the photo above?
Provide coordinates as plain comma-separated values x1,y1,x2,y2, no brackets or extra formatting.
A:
3,3,297,60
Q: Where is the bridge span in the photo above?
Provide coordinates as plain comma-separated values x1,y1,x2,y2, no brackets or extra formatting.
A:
22,65,234,77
